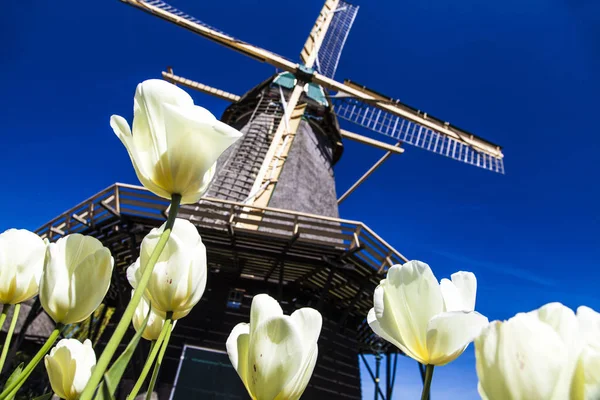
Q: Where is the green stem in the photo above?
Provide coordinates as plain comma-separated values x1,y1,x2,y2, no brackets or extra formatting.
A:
0,305,9,332
146,313,173,400
127,316,172,400
0,303,20,372
80,195,181,400
0,325,62,400
420,364,434,400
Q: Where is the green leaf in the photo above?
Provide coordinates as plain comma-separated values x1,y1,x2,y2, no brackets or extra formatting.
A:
93,307,151,400
2,362,24,398
32,393,53,400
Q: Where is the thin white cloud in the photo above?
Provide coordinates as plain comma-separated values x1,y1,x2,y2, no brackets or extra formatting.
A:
433,250,556,287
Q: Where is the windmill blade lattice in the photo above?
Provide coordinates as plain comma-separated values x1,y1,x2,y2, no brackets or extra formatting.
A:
332,97,505,173
140,0,229,35
314,1,359,79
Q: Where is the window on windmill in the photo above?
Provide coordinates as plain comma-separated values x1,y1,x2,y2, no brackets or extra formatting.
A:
226,288,245,310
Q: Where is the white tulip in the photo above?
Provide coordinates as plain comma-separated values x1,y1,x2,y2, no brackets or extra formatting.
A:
367,261,489,366
226,294,322,400
127,218,207,320
577,306,600,399
475,303,585,400
0,229,46,304
44,339,96,400
132,291,172,341
110,79,242,204
40,234,113,325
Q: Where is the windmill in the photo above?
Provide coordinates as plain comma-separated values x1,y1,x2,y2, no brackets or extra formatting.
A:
27,0,505,399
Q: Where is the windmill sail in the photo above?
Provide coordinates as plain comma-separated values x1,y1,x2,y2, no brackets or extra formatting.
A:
122,0,505,175
312,1,359,79
331,85,505,174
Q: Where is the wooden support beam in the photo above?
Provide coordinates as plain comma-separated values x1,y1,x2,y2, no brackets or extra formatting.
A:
300,0,340,68
278,262,284,301
294,266,321,286
338,287,366,329
316,265,336,311
338,142,402,205
249,97,306,211
341,130,404,154
162,71,241,102
50,226,65,236
100,200,120,217
71,213,90,227
377,250,394,274
264,229,299,282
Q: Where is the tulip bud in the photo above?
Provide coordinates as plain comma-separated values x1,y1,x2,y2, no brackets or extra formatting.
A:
127,218,207,320
226,294,322,400
475,303,584,400
110,79,242,204
132,291,172,341
367,261,489,366
40,234,113,324
0,229,46,304
44,339,96,400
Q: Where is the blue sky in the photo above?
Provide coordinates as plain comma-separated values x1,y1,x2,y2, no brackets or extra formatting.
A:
2,0,599,398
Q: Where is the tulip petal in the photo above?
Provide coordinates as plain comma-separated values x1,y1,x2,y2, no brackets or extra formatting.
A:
40,243,72,323
160,103,239,203
70,341,95,395
475,313,567,400
280,345,318,400
534,302,582,389
375,261,444,362
290,308,322,351
110,115,170,200
425,311,489,365
440,271,477,312
126,259,140,288
250,294,284,337
226,323,251,394
45,354,68,399
534,303,579,348
577,306,600,398
132,79,194,162
247,315,303,400
180,237,207,313
274,308,323,399
534,304,585,398
581,349,600,399
62,234,104,273
66,248,113,324
226,323,250,372
577,306,600,350
367,308,417,359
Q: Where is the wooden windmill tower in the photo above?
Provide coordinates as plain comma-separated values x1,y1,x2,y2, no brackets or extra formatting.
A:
26,1,505,399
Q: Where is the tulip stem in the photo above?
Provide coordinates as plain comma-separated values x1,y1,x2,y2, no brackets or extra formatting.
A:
127,316,172,400
79,195,181,400
0,303,20,373
420,364,434,400
0,324,62,400
146,313,173,400
0,305,8,332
